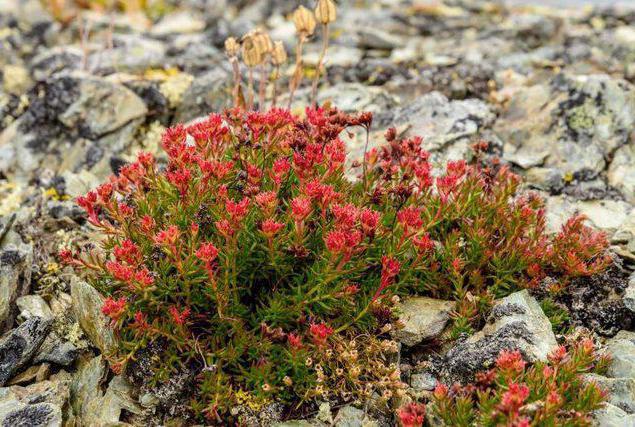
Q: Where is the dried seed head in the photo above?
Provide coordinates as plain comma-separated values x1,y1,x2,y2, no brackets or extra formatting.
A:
251,29,273,56
292,6,316,36
315,0,336,24
271,41,287,66
241,35,262,67
224,37,239,57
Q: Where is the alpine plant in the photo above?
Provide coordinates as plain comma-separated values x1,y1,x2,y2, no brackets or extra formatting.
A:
62,106,611,421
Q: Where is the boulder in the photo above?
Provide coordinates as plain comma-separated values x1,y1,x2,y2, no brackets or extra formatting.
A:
392,297,455,346
70,276,115,354
0,317,52,386
606,330,635,379
441,290,557,383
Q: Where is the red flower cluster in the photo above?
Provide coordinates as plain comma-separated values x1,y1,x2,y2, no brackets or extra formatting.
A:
398,402,426,427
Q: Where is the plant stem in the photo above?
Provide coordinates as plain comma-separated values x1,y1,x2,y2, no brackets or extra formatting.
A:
258,60,268,111
310,24,329,107
247,67,255,111
287,35,305,110
230,58,241,108
272,66,280,107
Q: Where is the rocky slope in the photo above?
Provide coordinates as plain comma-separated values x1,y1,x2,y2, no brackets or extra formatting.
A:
0,0,634,425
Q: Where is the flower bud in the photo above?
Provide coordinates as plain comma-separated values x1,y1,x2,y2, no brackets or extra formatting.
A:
315,0,336,24
292,6,316,36
271,41,287,66
224,37,239,57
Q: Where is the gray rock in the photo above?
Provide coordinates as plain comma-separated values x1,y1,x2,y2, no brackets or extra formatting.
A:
33,334,78,367
608,142,635,204
0,74,147,181
0,401,62,427
29,47,83,81
442,290,557,383
0,317,52,386
498,74,635,178
594,403,635,427
0,243,33,331
70,356,141,426
150,11,205,36
606,330,635,379
392,92,495,152
411,372,437,391
334,405,377,427
88,34,167,74
174,67,232,123
56,75,147,138
392,297,455,346
584,374,635,414
70,277,115,354
625,274,635,314
16,295,53,321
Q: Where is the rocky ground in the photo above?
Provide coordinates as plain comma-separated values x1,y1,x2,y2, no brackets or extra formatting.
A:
0,0,635,426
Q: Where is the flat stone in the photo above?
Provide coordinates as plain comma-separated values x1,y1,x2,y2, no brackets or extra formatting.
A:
594,403,635,427
70,356,140,426
70,276,115,354
606,330,635,379
16,295,53,321
624,273,635,314
0,243,33,331
0,401,62,427
392,297,455,346
0,317,52,386
334,405,378,427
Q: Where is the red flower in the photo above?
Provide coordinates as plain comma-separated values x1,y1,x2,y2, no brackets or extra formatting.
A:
331,203,359,229
132,311,149,330
360,208,380,234
496,350,526,374
226,197,250,222
374,256,401,301
499,382,530,414
271,158,291,185
140,215,156,233
255,191,278,215
433,383,448,399
290,197,312,221
261,218,284,237
397,206,423,233
548,345,568,365
196,242,219,263
134,268,155,288
215,219,234,238
102,297,127,321
309,322,333,346
287,333,303,350
169,306,191,326
155,225,180,246
412,233,434,254
113,239,142,266
397,402,426,427
106,261,134,284
166,168,192,196
59,249,74,264
324,230,347,254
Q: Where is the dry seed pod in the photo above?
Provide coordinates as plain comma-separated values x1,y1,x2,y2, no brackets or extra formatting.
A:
224,37,239,57
292,6,316,36
271,41,287,66
241,36,262,67
315,0,337,24
251,29,273,56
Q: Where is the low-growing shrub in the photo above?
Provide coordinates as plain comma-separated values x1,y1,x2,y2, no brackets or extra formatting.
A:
419,338,609,426
62,106,611,421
